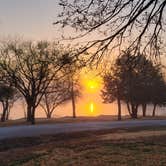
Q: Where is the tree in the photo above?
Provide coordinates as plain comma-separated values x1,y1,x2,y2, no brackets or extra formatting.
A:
40,78,71,119
56,0,166,59
59,53,83,118
150,70,166,117
102,68,123,120
117,52,165,118
0,86,17,122
102,52,165,119
0,41,65,124
5,89,21,121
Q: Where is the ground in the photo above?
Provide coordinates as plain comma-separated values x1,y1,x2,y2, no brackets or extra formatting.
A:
0,115,166,127
0,126,166,166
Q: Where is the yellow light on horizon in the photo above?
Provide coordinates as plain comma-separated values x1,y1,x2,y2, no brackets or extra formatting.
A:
90,102,94,113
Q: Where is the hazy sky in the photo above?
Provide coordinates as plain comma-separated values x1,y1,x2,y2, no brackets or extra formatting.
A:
0,0,60,40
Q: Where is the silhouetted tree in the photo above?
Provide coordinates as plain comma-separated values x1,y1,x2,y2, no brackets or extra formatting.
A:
5,90,21,121
102,51,165,119
40,79,71,119
150,70,166,117
117,52,165,118
0,41,65,124
59,53,83,118
102,66,123,120
56,0,166,59
0,86,16,122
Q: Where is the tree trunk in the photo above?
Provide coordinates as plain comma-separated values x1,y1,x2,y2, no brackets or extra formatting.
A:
117,98,121,120
1,108,6,122
27,104,32,122
30,107,36,125
71,81,76,118
5,108,10,121
1,101,9,122
131,104,138,119
126,102,132,116
26,101,36,124
142,104,147,117
46,112,52,119
45,94,52,119
1,110,6,122
152,104,157,117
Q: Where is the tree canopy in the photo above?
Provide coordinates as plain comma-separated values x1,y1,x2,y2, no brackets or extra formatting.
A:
102,52,166,119
56,0,166,59
0,41,68,124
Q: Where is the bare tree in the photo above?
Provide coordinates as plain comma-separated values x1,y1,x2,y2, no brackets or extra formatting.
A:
56,0,166,59
0,41,65,124
59,53,82,118
40,79,71,119
0,86,18,122
5,90,21,121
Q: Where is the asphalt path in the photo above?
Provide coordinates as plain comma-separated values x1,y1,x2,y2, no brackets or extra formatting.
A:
0,120,166,140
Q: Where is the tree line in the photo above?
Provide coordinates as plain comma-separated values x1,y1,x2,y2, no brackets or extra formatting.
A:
102,52,166,120
0,40,165,124
0,41,82,124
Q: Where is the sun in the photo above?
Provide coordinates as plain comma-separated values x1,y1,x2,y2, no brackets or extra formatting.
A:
87,80,98,90
82,76,102,93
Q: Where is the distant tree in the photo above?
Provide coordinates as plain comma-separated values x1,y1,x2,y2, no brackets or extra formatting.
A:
0,86,17,122
102,66,123,120
40,79,71,119
0,41,66,124
56,0,166,59
118,53,166,118
102,52,165,119
59,52,83,118
150,70,166,117
5,90,21,121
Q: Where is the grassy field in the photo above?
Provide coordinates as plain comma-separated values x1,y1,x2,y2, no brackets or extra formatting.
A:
0,126,166,166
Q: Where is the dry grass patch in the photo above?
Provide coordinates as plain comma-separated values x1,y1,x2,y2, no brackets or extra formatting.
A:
99,130,166,140
0,126,166,166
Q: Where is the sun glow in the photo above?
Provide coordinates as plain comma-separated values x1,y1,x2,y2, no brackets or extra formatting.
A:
87,80,98,90
82,73,102,93
80,70,103,116
90,102,94,113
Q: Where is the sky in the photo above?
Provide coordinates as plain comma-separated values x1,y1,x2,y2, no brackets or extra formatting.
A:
0,0,60,40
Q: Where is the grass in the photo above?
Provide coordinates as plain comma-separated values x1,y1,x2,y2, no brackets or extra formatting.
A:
0,126,166,166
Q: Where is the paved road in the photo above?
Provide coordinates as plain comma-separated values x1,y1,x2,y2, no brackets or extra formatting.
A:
0,120,166,140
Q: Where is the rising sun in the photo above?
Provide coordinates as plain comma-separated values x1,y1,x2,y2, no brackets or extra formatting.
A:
80,70,102,93
83,76,102,93
87,80,98,90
